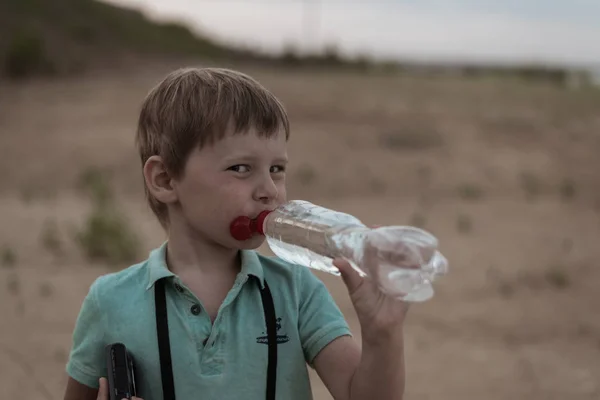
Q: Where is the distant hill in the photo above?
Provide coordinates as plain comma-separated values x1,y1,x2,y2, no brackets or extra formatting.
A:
0,0,594,85
0,0,248,79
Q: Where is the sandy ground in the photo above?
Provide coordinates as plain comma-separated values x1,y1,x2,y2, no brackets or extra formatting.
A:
1,60,599,400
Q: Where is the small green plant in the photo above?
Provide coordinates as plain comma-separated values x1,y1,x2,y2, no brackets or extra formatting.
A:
77,166,113,208
77,207,141,266
40,219,64,258
295,165,317,186
15,301,25,315
379,127,443,151
7,273,19,295
482,115,539,140
1,246,17,268
76,166,141,266
416,165,433,183
559,178,576,202
39,282,54,298
368,178,386,194
409,212,427,229
497,282,515,298
456,213,473,234
19,186,35,204
545,267,569,289
520,171,542,201
458,183,484,201
4,28,53,79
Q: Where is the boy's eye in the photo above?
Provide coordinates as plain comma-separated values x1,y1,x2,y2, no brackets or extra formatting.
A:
229,165,250,173
271,165,286,174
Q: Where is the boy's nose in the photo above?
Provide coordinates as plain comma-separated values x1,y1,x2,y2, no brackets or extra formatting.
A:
254,177,278,202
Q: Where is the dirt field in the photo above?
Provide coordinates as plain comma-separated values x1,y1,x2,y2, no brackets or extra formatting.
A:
1,60,599,400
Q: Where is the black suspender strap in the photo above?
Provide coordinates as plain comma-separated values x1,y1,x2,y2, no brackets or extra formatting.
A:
154,276,277,400
256,279,278,400
154,279,176,400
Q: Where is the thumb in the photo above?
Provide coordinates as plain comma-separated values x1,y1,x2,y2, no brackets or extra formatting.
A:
97,377,108,400
333,258,364,295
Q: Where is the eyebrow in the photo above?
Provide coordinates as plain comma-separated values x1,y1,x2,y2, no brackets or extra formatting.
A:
223,154,288,164
273,157,289,164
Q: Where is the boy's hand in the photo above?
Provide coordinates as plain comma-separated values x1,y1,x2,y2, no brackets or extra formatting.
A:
333,257,410,343
97,377,144,400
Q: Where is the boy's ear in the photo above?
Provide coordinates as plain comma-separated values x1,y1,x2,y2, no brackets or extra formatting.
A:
143,155,178,204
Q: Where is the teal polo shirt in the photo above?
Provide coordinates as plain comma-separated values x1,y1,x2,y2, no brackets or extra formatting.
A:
66,242,352,400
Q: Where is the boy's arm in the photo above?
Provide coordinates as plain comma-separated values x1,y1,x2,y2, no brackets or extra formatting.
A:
313,331,406,400
64,377,99,400
64,278,108,397
312,257,410,400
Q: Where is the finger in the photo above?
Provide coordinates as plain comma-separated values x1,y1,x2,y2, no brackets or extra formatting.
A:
333,258,363,295
97,377,108,400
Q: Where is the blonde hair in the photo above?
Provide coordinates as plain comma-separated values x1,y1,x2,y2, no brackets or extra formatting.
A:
135,67,290,228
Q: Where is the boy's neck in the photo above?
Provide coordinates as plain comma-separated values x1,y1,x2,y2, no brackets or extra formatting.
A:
165,227,241,278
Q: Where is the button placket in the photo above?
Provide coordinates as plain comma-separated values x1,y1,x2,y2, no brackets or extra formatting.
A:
174,283,184,293
172,281,199,306
190,303,201,316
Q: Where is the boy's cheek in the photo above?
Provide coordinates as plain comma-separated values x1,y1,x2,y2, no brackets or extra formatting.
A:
277,184,287,202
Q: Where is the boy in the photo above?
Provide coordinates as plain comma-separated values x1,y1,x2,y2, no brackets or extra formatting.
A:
64,68,410,400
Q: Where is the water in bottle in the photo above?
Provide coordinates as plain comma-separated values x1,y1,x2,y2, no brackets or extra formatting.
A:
230,200,448,302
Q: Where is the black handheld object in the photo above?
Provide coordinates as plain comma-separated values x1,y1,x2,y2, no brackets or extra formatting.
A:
105,343,138,400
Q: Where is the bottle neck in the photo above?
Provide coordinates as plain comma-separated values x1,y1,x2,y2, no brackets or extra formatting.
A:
229,210,273,241
255,210,272,235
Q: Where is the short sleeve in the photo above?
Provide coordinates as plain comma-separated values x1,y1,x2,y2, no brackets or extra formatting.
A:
65,279,107,388
296,267,352,366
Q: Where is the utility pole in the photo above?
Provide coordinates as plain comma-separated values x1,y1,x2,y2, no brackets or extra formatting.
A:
302,0,320,54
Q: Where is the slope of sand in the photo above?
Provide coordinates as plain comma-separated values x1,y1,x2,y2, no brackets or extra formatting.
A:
1,61,599,400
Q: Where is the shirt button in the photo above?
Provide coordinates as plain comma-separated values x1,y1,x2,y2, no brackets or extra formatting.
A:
190,304,201,315
174,283,184,293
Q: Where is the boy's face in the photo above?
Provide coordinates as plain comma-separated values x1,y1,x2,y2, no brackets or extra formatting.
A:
170,129,288,249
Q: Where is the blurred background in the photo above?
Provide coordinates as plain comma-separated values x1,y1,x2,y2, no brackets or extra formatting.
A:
0,0,599,399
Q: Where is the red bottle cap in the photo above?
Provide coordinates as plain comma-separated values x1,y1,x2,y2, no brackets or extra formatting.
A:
230,216,253,241
229,210,273,241
255,210,271,235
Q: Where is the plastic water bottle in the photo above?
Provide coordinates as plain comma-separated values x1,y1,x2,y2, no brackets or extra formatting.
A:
230,200,448,302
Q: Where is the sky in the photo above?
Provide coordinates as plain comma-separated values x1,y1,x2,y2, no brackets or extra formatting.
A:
107,0,600,68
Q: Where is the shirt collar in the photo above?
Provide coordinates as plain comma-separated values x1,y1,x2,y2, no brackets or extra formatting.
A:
240,247,266,288
145,241,175,290
145,241,265,290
